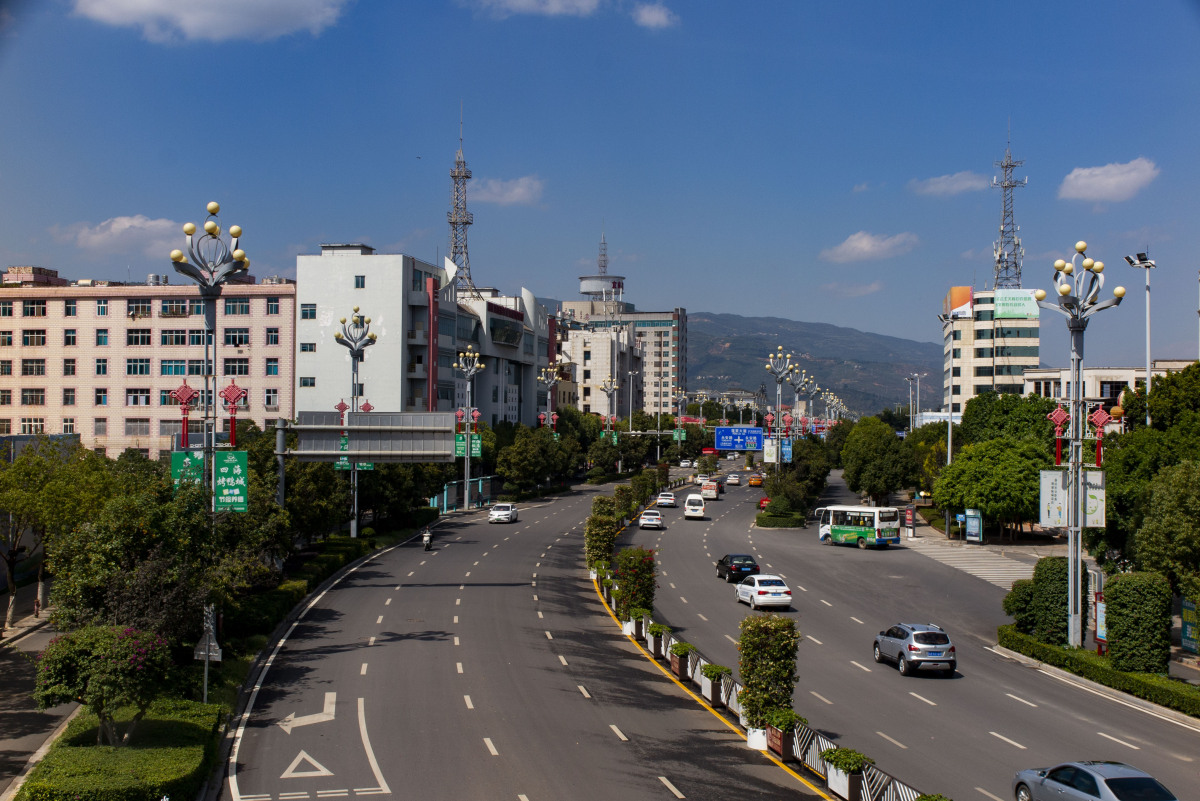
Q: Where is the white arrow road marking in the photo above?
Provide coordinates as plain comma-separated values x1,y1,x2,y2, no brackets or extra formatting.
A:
277,692,336,734
281,749,334,778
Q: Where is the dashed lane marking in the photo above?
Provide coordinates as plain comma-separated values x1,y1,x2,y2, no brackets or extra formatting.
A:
989,731,1026,749
484,738,499,756
877,731,907,749
610,724,629,742
810,691,833,705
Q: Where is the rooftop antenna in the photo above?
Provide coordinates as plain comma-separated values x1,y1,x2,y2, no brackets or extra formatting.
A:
448,101,482,300
991,122,1028,289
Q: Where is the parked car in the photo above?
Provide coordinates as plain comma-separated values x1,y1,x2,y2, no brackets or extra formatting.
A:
638,510,664,529
735,575,793,610
715,553,760,582
488,503,519,523
679,459,692,468
1013,762,1177,801
873,623,955,676
747,474,764,487
726,474,741,486
656,492,677,507
684,494,706,519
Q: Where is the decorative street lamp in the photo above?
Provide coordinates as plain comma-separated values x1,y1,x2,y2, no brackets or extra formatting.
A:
600,377,620,432
170,381,200,449
1124,252,1156,427
219,380,247,448
454,345,486,512
1035,240,1125,648
169,201,248,493
538,362,561,415
911,372,928,428
627,370,639,426
764,346,796,471
788,370,813,418
333,307,377,539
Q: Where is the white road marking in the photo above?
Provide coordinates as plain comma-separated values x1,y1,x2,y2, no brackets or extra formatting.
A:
659,777,686,798
375,616,383,624
669,582,676,589
725,634,738,644
559,655,569,666
531,581,537,587
357,697,391,793
536,562,541,567
610,724,629,741
474,561,480,566
464,695,474,709
807,636,822,645
578,685,591,699
850,661,871,672
420,561,426,566
810,691,833,705
394,585,400,590
697,613,708,621
975,787,1005,801
680,597,688,604
360,663,367,675
538,611,544,619
909,692,936,706
453,615,458,624
368,636,375,646
541,553,546,558
465,572,471,577
545,631,553,640
519,795,530,801
850,616,864,625
1006,693,1037,707
407,572,414,577
459,584,465,590
484,737,499,756
533,594,538,601
1097,731,1140,750
384,598,391,606
457,663,463,674
989,731,1026,749
877,731,907,749
456,598,461,605
820,599,832,607
453,636,460,646
532,573,537,578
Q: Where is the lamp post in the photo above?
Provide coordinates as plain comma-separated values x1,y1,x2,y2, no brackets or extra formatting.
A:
1124,253,1155,427
454,345,485,512
333,307,377,538
627,370,639,426
911,372,928,429
169,201,248,495
904,376,915,431
537,363,560,416
1035,240,1125,648
788,370,813,420
764,346,795,472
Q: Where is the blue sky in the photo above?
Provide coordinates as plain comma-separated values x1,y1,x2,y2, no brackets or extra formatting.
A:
2,0,1199,369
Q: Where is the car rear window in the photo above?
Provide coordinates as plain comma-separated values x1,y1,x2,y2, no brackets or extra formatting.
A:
913,632,950,645
732,557,755,565
760,579,785,587
1105,777,1176,801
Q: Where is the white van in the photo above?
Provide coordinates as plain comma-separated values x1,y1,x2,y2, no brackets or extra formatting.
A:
700,482,719,501
684,494,706,519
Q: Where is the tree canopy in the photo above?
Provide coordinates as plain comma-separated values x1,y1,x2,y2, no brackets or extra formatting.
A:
840,417,909,506
933,437,1047,536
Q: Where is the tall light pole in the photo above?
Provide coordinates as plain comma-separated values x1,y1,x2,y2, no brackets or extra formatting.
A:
454,345,485,512
788,370,813,420
1124,253,1155,427
764,346,795,472
627,370,639,426
538,362,560,416
1035,240,1125,647
904,376,915,431
912,372,928,429
334,308,377,538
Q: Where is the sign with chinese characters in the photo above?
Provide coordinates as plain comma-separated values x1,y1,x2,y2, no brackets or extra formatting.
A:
993,288,1040,319
762,439,778,464
214,451,249,513
1183,598,1198,655
714,426,763,451
1040,469,1106,528
780,437,793,463
171,452,204,489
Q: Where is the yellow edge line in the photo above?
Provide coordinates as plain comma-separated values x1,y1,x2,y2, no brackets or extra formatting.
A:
591,575,832,799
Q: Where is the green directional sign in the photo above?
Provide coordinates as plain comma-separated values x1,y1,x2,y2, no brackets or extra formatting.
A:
455,433,466,457
672,429,687,442
171,452,203,489
213,451,249,513
357,462,374,471
611,431,619,444
470,433,482,457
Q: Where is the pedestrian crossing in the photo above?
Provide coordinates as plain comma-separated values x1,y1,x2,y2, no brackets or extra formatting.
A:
905,537,1035,590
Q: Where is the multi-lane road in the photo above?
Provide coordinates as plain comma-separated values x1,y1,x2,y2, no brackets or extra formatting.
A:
223,467,1200,801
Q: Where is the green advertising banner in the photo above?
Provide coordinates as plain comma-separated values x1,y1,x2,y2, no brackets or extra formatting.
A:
470,434,482,458
171,452,204,489
994,288,1040,319
214,451,249,513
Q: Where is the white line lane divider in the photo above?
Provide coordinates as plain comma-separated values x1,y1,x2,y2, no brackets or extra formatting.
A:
1006,693,1037,707
850,661,872,672
545,631,553,640
464,695,473,709
725,634,738,644
559,655,569,666
820,599,832,607
610,724,629,742
360,663,367,675
807,636,822,645
484,737,499,756
578,685,591,699
810,691,833,705
659,776,686,799
909,692,936,706
975,787,1005,801
989,731,1026,749
877,731,907,749
1097,731,1140,750
850,616,864,625
456,663,463,673
375,615,383,624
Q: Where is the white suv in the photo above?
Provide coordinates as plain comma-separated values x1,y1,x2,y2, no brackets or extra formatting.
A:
488,503,519,523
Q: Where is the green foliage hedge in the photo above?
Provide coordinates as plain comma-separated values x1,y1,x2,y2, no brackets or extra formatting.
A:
612,547,656,621
755,512,806,528
1031,557,1088,645
613,486,633,520
997,625,1200,718
737,614,801,728
409,506,440,527
1003,579,1036,634
584,514,618,569
17,699,222,801
1106,572,1172,674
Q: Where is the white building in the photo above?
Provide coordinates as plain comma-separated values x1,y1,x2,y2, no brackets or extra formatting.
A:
940,287,1040,413
557,320,644,420
1023,359,1194,430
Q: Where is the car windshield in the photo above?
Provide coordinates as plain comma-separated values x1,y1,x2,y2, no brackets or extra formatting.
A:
1105,777,1176,801
913,632,950,645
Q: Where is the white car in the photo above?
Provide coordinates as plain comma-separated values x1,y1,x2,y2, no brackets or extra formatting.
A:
694,474,709,485
679,459,692,468
725,474,741,486
488,503,519,523
735,575,793,610
656,492,677,507
684,494,705,519
727,453,738,460
638,510,664,529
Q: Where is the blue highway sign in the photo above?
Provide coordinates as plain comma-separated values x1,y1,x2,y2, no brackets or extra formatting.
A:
714,426,764,451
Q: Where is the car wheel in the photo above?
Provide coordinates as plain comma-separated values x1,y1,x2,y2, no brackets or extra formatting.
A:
750,596,758,611
857,537,868,550
898,655,910,676
873,644,883,664
1014,783,1032,801
822,535,832,545
943,663,956,677
734,588,742,605
716,567,723,579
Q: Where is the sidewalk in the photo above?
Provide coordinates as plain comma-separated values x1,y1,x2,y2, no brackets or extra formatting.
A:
0,582,51,647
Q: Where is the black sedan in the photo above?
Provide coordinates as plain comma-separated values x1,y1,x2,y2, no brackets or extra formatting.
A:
715,554,760,583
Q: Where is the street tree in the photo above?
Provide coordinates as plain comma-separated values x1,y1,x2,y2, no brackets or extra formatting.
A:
497,425,551,493
932,437,1046,538
840,417,909,505
823,420,854,468
958,392,1057,454
1135,459,1200,603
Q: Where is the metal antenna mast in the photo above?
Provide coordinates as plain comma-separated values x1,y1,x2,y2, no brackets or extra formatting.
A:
992,135,1027,288
449,108,481,300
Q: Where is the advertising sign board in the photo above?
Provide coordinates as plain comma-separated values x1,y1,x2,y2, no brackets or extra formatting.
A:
171,452,204,489
964,508,983,542
943,286,974,319
1183,597,1198,655
781,438,792,463
1094,592,1107,643
1040,469,1106,527
763,439,778,464
994,288,1040,319
714,426,763,451
214,451,248,513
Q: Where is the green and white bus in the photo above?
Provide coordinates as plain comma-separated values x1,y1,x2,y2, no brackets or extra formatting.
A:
814,505,901,549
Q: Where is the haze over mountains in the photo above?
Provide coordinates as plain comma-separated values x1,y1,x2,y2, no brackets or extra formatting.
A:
686,312,944,416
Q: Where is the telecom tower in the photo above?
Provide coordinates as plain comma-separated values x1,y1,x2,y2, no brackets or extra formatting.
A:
448,119,481,300
991,140,1027,288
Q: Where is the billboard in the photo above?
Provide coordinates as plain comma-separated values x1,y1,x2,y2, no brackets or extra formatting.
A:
994,288,1040,319
943,286,973,319
1040,469,1106,528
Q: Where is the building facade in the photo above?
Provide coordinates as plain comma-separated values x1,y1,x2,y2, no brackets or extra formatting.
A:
940,287,1040,413
1023,359,1194,431
0,266,296,457
557,320,644,420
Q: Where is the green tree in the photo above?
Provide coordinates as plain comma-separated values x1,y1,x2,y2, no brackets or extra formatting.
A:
932,437,1046,538
840,417,908,506
1145,361,1200,432
1136,460,1200,603
958,392,1057,454
497,425,551,493
1105,572,1172,674
823,420,854,468
737,614,801,728
612,546,656,621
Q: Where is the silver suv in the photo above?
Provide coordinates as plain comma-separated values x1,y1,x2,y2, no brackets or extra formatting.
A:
873,623,955,677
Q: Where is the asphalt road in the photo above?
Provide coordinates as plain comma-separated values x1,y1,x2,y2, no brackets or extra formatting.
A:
224,477,823,801
633,469,1200,801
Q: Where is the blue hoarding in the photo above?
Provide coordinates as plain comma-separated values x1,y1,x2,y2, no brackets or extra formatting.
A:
714,426,763,451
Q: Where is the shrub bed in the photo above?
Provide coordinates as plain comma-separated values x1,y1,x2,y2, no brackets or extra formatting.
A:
755,512,806,528
997,624,1200,717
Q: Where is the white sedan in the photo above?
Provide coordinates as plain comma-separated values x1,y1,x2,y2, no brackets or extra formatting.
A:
488,503,518,523
735,575,793,610
725,474,741,486
638,510,665,529
656,492,677,507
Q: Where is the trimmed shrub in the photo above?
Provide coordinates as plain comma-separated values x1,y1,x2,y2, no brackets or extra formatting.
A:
755,513,806,528
591,495,616,518
1106,572,1172,674
669,641,696,657
701,663,732,680
1003,578,1036,634
764,707,807,731
408,506,440,528
612,547,656,621
584,514,618,569
1032,556,1088,646
820,747,873,773
613,486,633,520
737,614,801,728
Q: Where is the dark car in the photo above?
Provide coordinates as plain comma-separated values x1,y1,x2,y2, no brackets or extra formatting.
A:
715,554,760,583
1013,761,1176,801
873,623,955,676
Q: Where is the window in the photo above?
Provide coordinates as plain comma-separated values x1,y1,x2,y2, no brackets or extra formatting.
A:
95,418,107,435
267,297,280,315
125,389,151,406
266,327,279,345
224,297,250,315
187,359,209,376
974,366,994,377
161,299,188,316
94,388,108,406
95,358,108,376
0,360,9,376
583,369,591,380
189,329,209,346
354,275,366,289
0,390,10,405
22,330,47,346
224,327,250,346
96,299,108,316
64,329,76,346
299,376,316,387
21,359,46,376
300,304,316,320
159,419,181,436
190,299,205,315
264,388,279,409
975,310,994,321
126,358,151,376
0,420,9,434
161,359,186,376
300,342,316,353
22,299,46,317
975,348,993,359
62,417,75,434
223,358,249,376
0,332,9,346
20,418,45,434
127,299,152,317
127,329,152,346
0,301,10,317
21,388,45,405
63,388,75,406
162,330,187,346
160,390,178,406
64,299,77,316
125,418,151,436
266,358,279,376
583,350,591,363
96,329,108,346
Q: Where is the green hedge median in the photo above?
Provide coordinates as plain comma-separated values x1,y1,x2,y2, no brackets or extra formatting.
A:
997,624,1200,718
755,512,806,528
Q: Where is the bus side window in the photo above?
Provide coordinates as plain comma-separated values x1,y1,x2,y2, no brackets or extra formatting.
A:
833,511,846,525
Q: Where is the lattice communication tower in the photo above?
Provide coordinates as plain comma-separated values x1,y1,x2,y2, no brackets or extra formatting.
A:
992,140,1027,289
448,119,481,300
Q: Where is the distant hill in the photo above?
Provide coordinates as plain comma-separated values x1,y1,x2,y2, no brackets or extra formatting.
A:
687,312,944,416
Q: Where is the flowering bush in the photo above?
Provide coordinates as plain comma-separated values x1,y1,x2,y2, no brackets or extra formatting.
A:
737,613,801,728
612,547,656,621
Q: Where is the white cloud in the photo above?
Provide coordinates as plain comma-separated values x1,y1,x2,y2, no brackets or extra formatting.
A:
632,3,678,28
852,182,869,193
473,175,544,205
72,0,350,43
469,0,601,18
59,215,182,260
820,280,883,298
908,171,989,196
820,231,918,263
1058,157,1160,203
